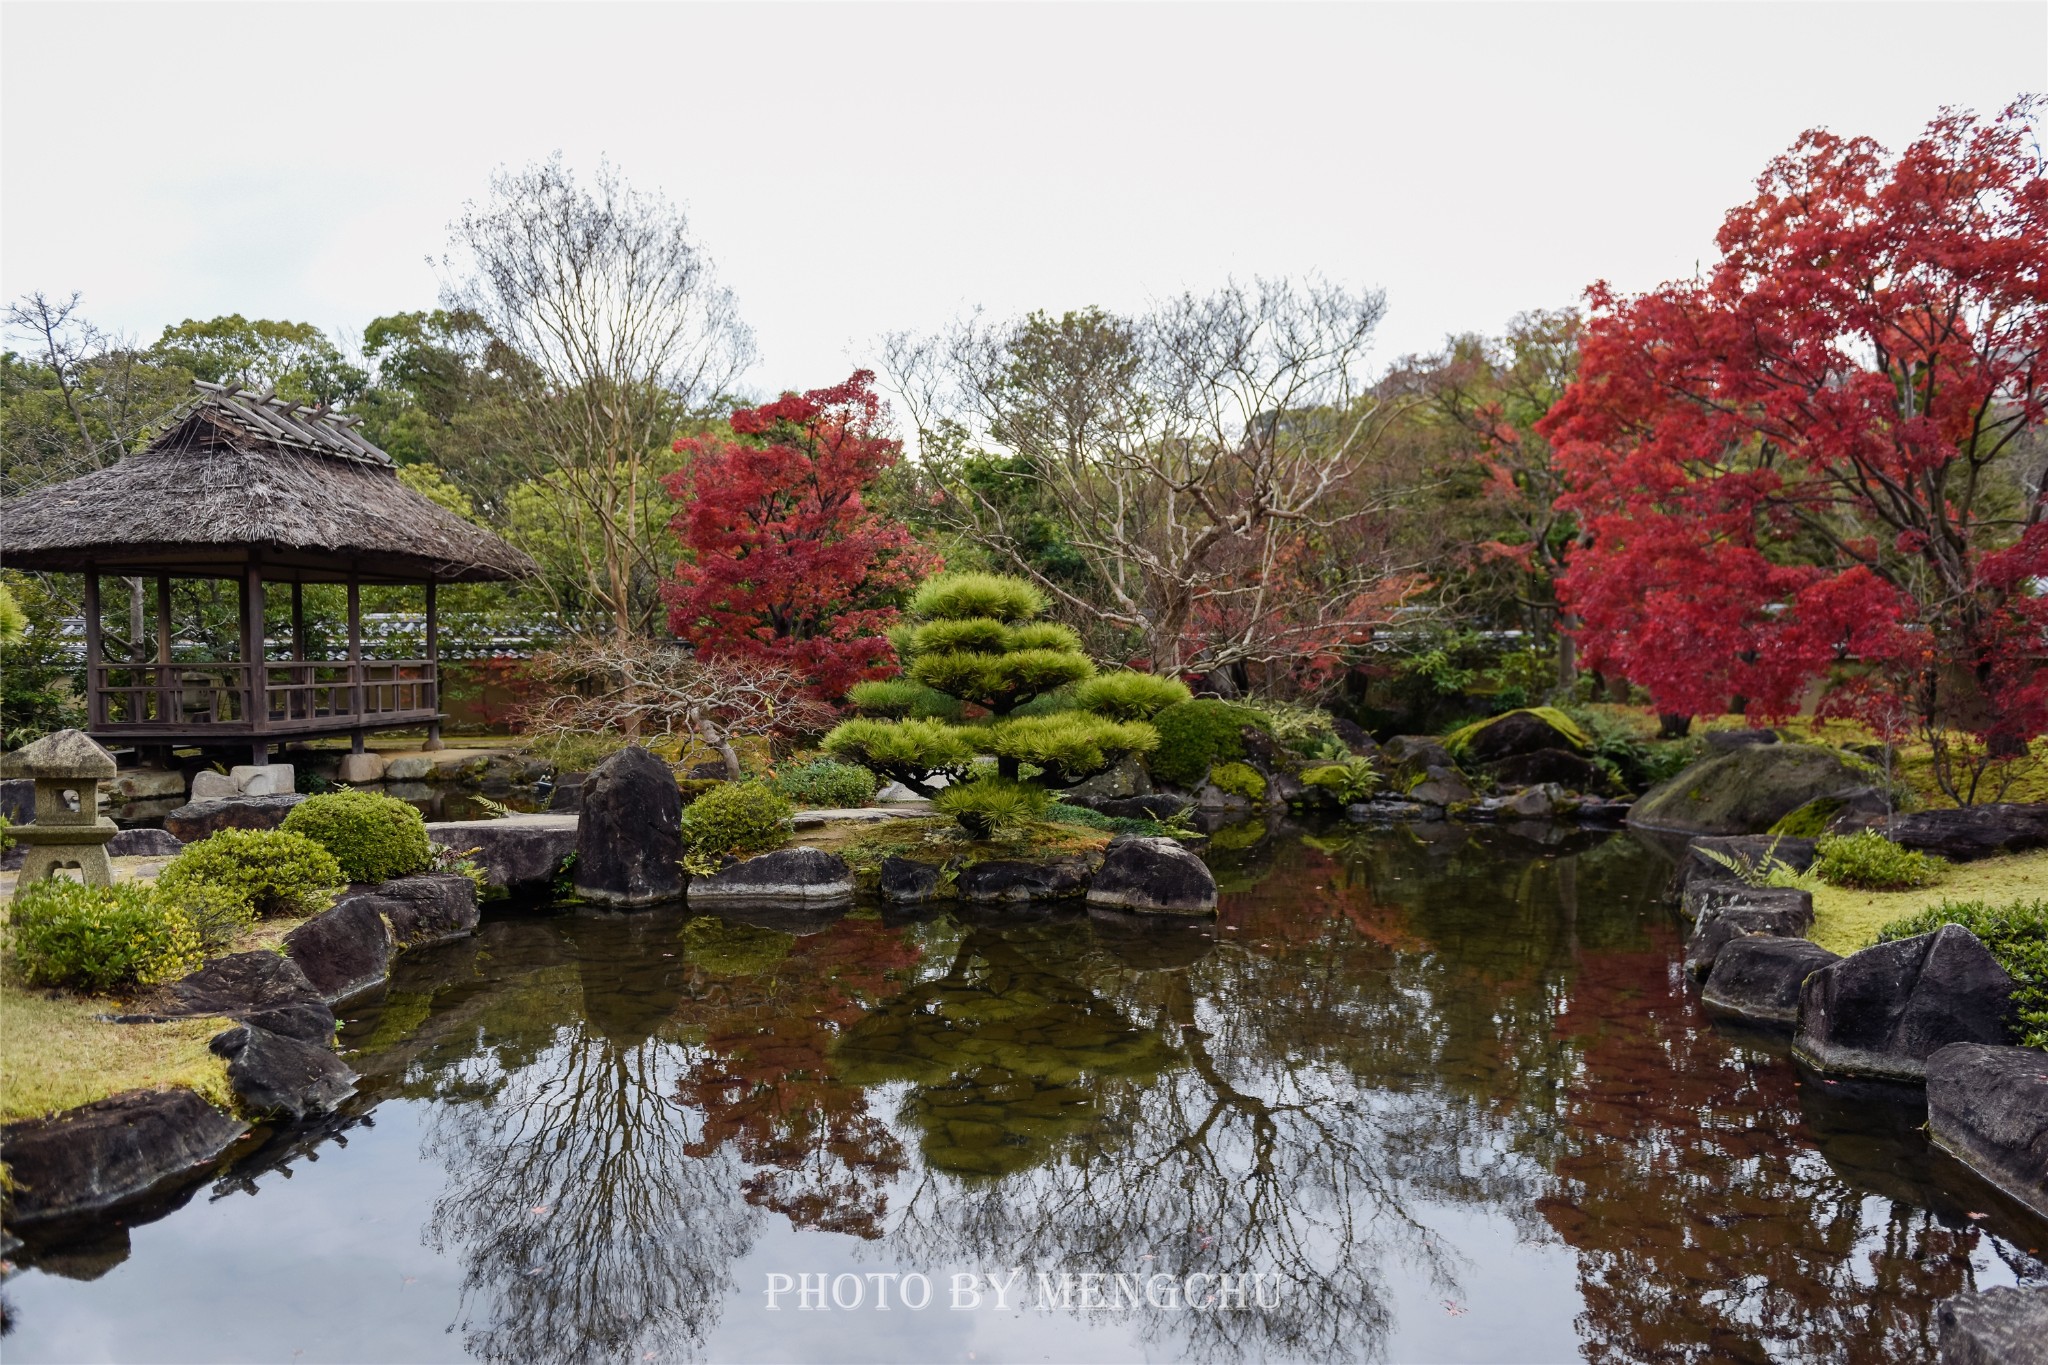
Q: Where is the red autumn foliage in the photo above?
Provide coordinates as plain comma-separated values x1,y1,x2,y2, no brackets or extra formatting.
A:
664,372,941,699
1541,102,2048,745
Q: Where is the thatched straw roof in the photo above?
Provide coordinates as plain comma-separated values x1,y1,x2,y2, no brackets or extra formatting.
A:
0,383,537,584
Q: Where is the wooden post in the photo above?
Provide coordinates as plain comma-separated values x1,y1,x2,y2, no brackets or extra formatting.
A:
82,571,103,730
423,580,443,750
242,561,267,764
291,581,306,721
347,572,363,751
156,575,173,726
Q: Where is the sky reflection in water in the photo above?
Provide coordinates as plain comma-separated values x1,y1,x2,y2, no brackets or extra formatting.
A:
5,822,2042,1364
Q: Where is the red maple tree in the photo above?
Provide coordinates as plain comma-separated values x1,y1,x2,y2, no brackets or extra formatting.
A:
664,372,940,698
1541,102,2048,771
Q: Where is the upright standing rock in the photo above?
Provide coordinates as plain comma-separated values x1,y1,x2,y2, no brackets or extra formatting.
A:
574,745,685,907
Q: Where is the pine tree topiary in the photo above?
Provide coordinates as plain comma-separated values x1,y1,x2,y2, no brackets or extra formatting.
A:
822,571,1161,807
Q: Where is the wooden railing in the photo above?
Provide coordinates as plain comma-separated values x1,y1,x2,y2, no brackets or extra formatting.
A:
90,660,437,734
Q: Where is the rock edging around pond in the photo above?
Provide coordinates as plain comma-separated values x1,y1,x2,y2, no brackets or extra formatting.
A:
1,872,481,1229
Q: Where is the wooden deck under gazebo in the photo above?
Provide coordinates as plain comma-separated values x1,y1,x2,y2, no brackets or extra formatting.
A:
0,381,536,762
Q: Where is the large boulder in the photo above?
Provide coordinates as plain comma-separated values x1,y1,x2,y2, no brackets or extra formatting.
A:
1628,744,1878,836
1701,937,1841,1027
1683,889,1815,977
425,814,578,895
1871,803,2048,863
1059,755,1152,805
1086,835,1218,916
283,894,397,1004
120,950,334,1044
1794,925,2018,1081
1926,1043,2048,1220
878,855,949,905
688,847,853,906
1408,766,1475,808
373,872,480,947
1451,708,1590,765
1487,748,1601,791
109,767,188,801
1936,1286,2048,1365
162,792,306,842
574,745,685,907
210,1024,357,1120
958,855,1094,902
0,1089,247,1226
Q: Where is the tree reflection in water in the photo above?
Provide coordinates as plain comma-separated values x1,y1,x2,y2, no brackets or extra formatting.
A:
346,824,2044,1365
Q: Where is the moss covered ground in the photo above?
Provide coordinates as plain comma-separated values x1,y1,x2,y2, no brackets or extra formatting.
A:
1806,847,2048,956
0,886,314,1122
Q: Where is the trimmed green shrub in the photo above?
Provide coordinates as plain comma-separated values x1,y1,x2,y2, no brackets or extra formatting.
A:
772,759,879,810
1812,829,1947,891
282,789,433,883
1208,761,1267,802
1300,757,1380,805
1149,699,1271,788
932,778,1050,840
153,829,343,917
909,572,1047,622
844,680,963,722
821,718,977,794
1877,897,2048,1048
678,780,793,865
983,713,1158,788
9,878,203,991
1074,671,1192,723
150,878,256,952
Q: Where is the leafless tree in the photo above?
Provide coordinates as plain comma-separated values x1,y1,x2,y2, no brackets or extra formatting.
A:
444,157,755,643
883,279,1431,689
518,638,831,777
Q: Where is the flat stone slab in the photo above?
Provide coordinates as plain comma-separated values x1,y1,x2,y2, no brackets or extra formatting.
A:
0,1088,248,1226
425,813,578,895
163,793,305,842
689,846,854,906
120,949,335,1044
1684,890,1814,978
1927,1043,2048,1220
1702,937,1841,1027
789,805,931,829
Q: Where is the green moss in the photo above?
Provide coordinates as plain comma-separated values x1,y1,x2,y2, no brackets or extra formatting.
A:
0,986,232,1122
1148,699,1270,788
1442,706,1592,760
1208,761,1266,801
1768,797,1847,838
1808,847,2048,954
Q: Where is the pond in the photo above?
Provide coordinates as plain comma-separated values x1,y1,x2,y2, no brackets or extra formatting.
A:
4,823,2042,1363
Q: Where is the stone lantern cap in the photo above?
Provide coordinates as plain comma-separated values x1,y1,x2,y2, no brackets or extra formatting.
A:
1,729,119,781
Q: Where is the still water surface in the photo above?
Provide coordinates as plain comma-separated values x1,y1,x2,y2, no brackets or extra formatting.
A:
5,823,2042,1363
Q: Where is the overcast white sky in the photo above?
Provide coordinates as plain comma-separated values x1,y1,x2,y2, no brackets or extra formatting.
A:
3,2,2044,395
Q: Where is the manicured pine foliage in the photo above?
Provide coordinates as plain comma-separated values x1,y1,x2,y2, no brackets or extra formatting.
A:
823,573,1162,800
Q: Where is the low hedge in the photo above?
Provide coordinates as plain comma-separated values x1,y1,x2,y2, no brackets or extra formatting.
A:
9,878,203,992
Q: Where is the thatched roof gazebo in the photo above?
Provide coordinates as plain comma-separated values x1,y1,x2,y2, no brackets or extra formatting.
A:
0,381,537,762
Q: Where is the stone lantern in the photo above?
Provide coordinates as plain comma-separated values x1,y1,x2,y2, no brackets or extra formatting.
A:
1,728,120,887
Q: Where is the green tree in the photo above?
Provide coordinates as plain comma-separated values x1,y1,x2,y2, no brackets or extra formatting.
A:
147,314,367,406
